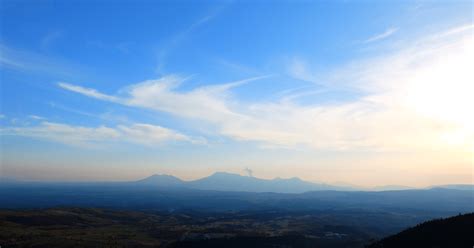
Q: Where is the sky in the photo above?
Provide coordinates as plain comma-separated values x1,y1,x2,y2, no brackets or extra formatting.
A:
0,0,473,187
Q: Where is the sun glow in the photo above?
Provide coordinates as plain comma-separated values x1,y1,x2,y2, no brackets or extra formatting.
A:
401,34,474,151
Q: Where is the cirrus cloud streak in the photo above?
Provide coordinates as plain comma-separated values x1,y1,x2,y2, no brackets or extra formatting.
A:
1,122,194,148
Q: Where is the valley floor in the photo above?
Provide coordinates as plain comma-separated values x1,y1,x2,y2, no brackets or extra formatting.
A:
1,208,472,248
0,207,390,248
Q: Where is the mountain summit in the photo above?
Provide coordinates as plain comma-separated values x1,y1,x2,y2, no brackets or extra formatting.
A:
135,174,184,187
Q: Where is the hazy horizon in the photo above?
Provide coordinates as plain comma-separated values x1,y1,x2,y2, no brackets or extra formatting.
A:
2,168,472,190
1,1,473,188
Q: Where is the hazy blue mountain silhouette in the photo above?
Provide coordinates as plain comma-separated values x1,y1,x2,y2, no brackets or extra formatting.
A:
371,185,414,191
135,174,185,187
432,184,474,191
135,172,352,193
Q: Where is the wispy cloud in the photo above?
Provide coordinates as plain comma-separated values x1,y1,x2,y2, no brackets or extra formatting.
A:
0,54,25,69
156,4,227,73
1,122,195,147
86,40,132,54
363,27,399,43
117,123,193,145
28,115,46,120
58,82,120,102
287,58,315,83
59,25,473,152
0,44,81,77
429,24,474,40
59,75,269,122
41,30,63,49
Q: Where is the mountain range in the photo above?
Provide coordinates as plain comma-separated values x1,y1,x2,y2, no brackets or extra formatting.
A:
133,172,353,193
2,172,471,194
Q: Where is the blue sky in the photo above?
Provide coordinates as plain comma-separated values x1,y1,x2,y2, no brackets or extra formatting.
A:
1,1,473,186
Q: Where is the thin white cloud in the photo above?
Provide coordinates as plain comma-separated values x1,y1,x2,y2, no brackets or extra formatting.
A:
0,44,81,77
156,4,227,73
59,24,473,152
60,75,269,123
1,122,194,147
1,122,119,147
28,115,45,120
288,58,315,83
117,123,191,145
86,40,131,54
434,24,474,39
0,56,25,69
363,27,399,43
58,82,120,102
41,30,63,49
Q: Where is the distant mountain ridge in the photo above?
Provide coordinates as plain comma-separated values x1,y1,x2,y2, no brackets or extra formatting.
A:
135,174,184,187
135,172,353,193
2,173,472,194
431,184,474,191
371,185,414,191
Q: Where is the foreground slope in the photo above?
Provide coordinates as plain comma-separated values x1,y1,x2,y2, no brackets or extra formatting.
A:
367,213,474,248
